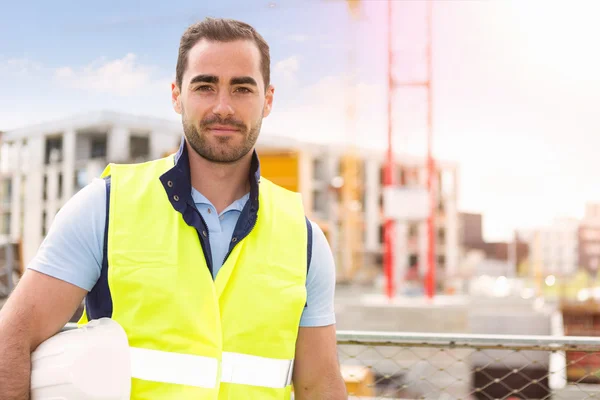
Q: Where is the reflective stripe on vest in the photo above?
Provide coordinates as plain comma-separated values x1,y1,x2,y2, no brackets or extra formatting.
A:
130,347,218,389
130,348,294,389
220,352,294,389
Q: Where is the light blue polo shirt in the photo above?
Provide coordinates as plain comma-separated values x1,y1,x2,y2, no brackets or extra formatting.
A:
28,178,336,327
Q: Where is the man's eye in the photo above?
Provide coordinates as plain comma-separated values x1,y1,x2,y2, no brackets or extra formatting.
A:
196,85,213,92
235,87,252,94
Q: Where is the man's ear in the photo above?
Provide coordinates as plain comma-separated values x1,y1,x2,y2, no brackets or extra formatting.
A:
171,82,182,115
263,85,275,118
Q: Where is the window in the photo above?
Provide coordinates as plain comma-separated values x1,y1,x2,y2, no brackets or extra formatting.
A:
409,254,419,267
437,254,446,267
41,211,47,236
75,168,87,191
409,223,418,238
91,136,107,159
45,136,63,164
57,173,63,199
130,135,150,160
312,189,327,214
1,212,10,235
20,175,26,236
43,175,48,201
1,179,11,205
313,157,325,181
438,228,446,242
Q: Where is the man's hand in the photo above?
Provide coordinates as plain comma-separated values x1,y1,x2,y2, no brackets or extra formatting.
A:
292,325,347,399
0,269,87,399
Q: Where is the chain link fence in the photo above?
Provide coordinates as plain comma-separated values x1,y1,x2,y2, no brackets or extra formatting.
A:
337,331,600,400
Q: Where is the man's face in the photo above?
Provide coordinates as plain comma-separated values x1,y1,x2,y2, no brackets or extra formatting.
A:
171,39,274,164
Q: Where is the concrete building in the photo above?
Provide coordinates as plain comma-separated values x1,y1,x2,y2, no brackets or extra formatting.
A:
459,212,484,247
579,203,600,274
0,111,181,267
525,218,580,277
0,111,460,291
458,212,529,278
281,144,460,291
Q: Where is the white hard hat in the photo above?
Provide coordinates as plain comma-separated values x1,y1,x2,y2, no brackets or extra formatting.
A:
31,318,131,400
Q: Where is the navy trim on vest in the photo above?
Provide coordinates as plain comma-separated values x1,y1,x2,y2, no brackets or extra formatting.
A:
306,217,312,274
85,176,113,320
222,154,260,265
305,216,312,308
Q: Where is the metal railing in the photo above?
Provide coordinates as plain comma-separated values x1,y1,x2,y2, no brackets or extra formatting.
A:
58,323,600,399
336,331,600,399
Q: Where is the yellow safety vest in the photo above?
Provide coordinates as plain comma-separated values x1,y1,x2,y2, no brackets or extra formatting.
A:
79,154,307,399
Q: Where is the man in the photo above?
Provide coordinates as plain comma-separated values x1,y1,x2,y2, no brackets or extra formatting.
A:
0,18,347,399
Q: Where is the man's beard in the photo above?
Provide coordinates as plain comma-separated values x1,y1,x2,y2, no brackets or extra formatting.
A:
182,112,261,164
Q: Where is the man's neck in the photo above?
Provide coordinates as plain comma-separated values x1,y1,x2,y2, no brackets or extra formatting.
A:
187,143,253,214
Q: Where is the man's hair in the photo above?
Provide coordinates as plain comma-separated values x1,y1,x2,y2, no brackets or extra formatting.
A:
176,18,270,90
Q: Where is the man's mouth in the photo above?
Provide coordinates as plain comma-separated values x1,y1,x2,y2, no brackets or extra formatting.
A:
207,124,241,133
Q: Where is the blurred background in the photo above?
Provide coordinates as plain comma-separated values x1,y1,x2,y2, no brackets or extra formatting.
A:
1,0,600,398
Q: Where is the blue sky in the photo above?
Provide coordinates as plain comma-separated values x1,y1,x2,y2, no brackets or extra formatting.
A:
0,0,370,134
0,1,355,88
2,1,600,241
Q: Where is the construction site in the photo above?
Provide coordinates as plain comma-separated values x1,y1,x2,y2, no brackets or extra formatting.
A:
3,0,600,398
0,108,460,296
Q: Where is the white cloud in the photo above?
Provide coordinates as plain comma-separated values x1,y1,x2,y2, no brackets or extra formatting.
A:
286,34,309,43
263,74,385,147
0,54,175,131
55,66,74,79
0,58,42,75
54,53,171,97
273,55,300,85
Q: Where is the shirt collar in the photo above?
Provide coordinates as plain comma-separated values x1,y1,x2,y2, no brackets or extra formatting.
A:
160,136,261,216
192,188,250,213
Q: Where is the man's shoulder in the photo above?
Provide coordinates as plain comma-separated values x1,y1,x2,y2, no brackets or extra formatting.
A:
102,155,174,176
307,219,329,252
26,178,108,291
69,178,108,206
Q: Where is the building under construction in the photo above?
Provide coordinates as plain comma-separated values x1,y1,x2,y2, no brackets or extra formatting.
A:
0,111,459,292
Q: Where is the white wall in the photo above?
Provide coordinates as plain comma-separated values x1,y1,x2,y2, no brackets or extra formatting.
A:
445,168,459,277
530,220,579,277
62,129,76,200
8,141,23,242
45,164,60,228
108,126,130,162
364,159,380,253
22,137,44,267
150,132,180,159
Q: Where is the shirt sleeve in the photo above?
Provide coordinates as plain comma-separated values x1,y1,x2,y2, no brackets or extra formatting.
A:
27,178,106,291
299,220,337,327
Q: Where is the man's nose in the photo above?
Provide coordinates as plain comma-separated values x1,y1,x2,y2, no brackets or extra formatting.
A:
212,92,234,118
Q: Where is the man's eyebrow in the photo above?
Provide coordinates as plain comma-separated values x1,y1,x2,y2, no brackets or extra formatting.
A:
230,76,258,86
189,75,219,85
